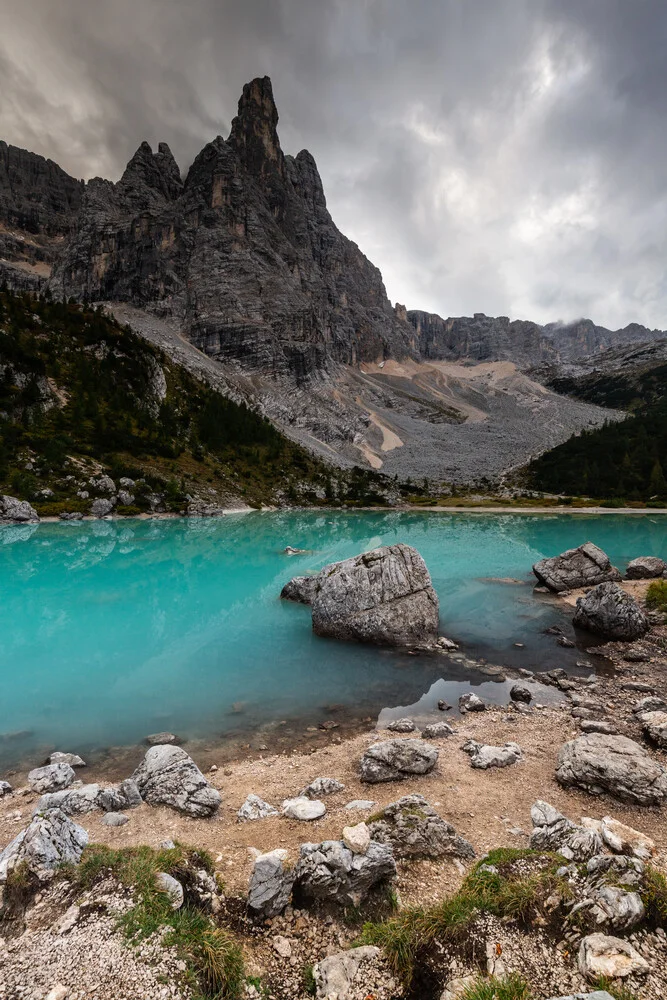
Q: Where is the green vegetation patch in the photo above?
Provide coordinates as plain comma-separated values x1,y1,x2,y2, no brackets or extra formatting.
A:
459,973,532,1000
65,842,244,999
359,848,570,987
646,580,667,614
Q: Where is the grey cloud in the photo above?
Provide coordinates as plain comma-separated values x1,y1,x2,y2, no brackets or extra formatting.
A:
1,0,666,329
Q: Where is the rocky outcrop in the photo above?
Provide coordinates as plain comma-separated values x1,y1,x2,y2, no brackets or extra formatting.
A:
131,745,221,817
294,839,396,907
247,848,295,918
0,495,39,523
555,733,667,805
0,808,88,881
626,556,667,579
533,543,621,593
360,739,439,783
51,77,416,384
367,794,475,859
310,544,439,646
573,582,649,640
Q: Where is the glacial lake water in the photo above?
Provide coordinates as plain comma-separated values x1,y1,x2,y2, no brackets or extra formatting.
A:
1,510,666,769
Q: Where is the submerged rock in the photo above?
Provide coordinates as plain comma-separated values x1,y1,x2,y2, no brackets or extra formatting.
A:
280,575,319,604
367,794,475,859
532,542,620,593
359,739,438,784
294,839,396,906
0,808,88,882
131,745,221,817
556,733,667,805
310,543,439,646
573,582,649,640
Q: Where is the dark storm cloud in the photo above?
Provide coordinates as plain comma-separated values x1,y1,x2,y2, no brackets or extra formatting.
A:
2,0,667,329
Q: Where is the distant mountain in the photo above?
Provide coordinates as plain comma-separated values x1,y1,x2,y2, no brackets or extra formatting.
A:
1,77,657,482
407,309,667,370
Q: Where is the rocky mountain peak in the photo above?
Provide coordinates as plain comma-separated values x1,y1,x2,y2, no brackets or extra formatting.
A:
229,75,283,179
119,140,183,207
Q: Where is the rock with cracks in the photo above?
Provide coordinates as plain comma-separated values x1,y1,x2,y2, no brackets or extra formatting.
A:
578,932,649,981
310,544,439,646
300,777,345,798
367,794,475,859
0,494,39,522
462,740,523,770
280,576,319,604
0,808,88,882
532,542,620,593
314,946,398,1000
359,739,438,784
530,801,603,861
28,764,75,794
247,849,295,919
556,733,667,805
237,794,279,821
573,582,649,640
294,839,396,907
131,745,221,817
626,556,667,579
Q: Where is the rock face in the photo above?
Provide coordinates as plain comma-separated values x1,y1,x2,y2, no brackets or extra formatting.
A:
310,544,439,646
51,77,416,383
573,582,649,640
626,556,666,579
294,839,396,906
359,740,438,784
247,849,295,919
367,794,475,859
131,745,221,817
462,740,523,770
0,495,39,523
556,733,667,805
533,543,621,593
0,808,88,881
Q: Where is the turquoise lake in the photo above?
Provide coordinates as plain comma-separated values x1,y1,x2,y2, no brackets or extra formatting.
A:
1,511,666,769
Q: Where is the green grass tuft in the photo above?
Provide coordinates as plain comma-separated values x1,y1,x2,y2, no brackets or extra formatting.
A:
359,849,570,986
459,973,532,1000
592,977,640,1000
301,964,317,997
646,579,667,612
640,865,667,925
66,842,243,999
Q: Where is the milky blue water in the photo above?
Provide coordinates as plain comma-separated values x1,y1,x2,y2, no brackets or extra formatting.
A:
1,511,665,768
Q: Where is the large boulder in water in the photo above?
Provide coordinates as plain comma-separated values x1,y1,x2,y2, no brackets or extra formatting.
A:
131,745,221,817
310,544,439,645
0,808,88,882
0,494,39,523
532,542,620,593
556,733,667,806
573,582,649,640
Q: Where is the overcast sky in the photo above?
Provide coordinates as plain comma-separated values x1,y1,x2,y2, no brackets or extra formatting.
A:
2,0,667,330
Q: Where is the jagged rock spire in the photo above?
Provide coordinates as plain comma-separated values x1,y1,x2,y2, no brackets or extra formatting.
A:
120,140,183,204
228,76,284,178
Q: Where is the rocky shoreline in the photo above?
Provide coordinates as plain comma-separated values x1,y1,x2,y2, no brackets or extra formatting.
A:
2,540,667,999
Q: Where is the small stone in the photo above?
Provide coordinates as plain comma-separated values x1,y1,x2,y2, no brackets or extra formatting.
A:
299,777,345,798
386,718,416,733
578,932,649,980
102,812,129,827
458,693,485,713
462,740,523,769
282,797,326,821
49,752,86,768
45,987,70,1000
272,935,292,958
145,732,179,746
422,722,454,739
156,872,184,909
510,684,532,704
344,800,377,811
237,794,279,822
342,822,370,855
